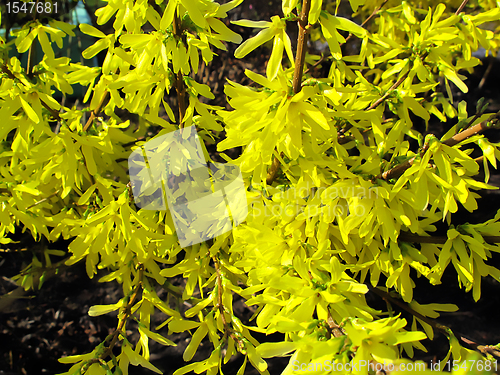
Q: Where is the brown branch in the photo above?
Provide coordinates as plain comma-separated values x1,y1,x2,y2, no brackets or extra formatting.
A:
344,0,388,44
461,337,500,359
83,91,110,132
26,43,34,76
41,99,61,121
461,99,487,133
267,0,311,185
304,53,325,75
173,10,187,126
213,257,245,351
26,0,40,77
0,256,71,313
99,264,145,360
374,157,414,181
122,136,146,148
338,135,355,145
455,0,469,15
372,138,432,181
26,190,60,209
340,50,429,136
175,71,187,126
442,121,490,147
368,72,409,111
292,0,312,95
369,286,451,337
478,59,494,92
305,0,388,75
369,285,500,360
1,65,16,80
326,310,344,338
374,115,499,181
2,64,62,121
340,70,410,136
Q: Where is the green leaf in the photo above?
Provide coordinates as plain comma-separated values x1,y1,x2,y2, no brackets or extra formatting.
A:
256,342,296,358
181,0,208,28
138,326,176,346
234,27,275,58
160,0,177,29
403,97,430,121
330,16,366,38
123,342,162,374
88,301,122,316
246,343,268,372
309,0,322,24
80,24,106,38
58,351,95,364
442,68,468,93
19,96,40,123
208,18,242,44
232,20,271,28
266,34,284,80
169,318,201,332
82,38,110,59
17,29,38,53
183,323,208,361
37,29,55,60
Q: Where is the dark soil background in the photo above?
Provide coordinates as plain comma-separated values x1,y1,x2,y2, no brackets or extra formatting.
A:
1,1,500,374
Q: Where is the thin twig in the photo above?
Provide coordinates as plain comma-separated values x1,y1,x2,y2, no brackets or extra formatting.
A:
461,105,487,133
442,121,490,147
173,10,187,126
2,64,62,121
0,256,71,312
305,0,388,75
213,257,245,351
344,0,388,44
304,53,326,75
372,136,431,181
267,0,312,185
461,337,500,359
340,51,429,136
370,286,500,360
26,44,33,76
374,116,499,181
100,264,145,360
369,286,451,336
326,313,345,338
478,59,494,92
26,190,60,209
292,0,312,94
340,71,409,135
26,0,40,77
41,99,62,121
368,72,409,111
455,0,469,15
1,64,18,80
83,91,110,132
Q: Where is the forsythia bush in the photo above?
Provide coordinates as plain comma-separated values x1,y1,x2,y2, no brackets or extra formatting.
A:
1,0,500,374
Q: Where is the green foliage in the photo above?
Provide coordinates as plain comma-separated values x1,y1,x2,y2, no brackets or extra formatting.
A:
1,0,500,374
